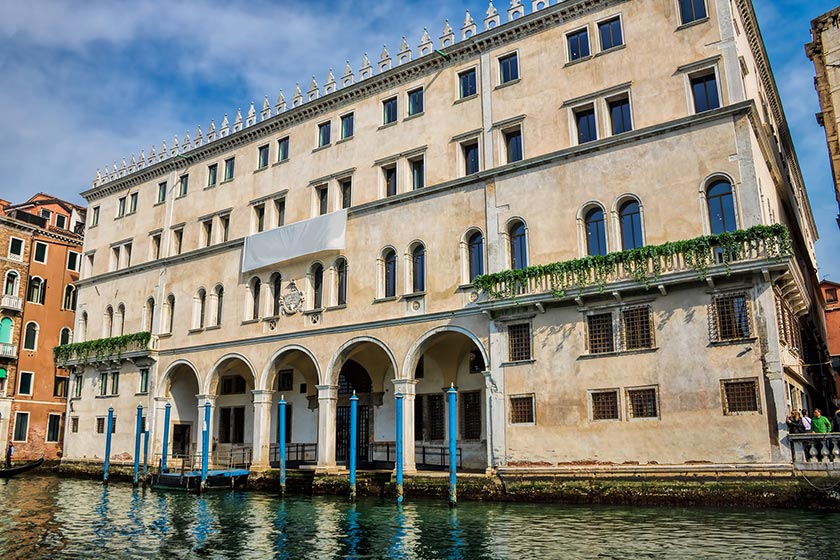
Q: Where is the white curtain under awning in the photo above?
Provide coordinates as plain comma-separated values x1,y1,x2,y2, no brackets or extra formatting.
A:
241,209,347,273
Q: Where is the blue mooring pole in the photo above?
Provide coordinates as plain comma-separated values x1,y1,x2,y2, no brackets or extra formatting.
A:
395,392,404,504
161,402,171,473
278,396,287,497
133,404,143,486
103,406,114,484
447,384,457,508
349,391,358,501
201,401,210,491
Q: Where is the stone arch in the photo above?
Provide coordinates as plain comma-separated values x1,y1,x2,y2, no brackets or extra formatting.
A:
325,336,399,386
402,325,489,381
204,352,258,395
258,344,322,391
157,359,201,398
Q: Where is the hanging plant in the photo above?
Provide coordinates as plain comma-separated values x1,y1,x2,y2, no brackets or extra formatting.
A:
54,331,152,367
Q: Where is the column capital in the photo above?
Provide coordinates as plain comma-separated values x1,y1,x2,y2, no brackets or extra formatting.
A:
153,396,169,403
392,378,418,395
196,394,217,406
252,389,275,404
316,384,338,400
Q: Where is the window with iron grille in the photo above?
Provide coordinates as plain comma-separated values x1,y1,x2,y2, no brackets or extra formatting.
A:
71,417,79,433
588,313,615,354
721,379,760,414
508,323,531,362
96,416,116,434
621,306,654,350
591,390,620,420
278,369,293,392
428,394,445,440
510,395,535,424
627,387,658,419
460,391,481,440
774,288,801,353
710,292,751,342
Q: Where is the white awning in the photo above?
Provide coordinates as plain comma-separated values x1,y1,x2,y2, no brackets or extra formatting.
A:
241,209,347,273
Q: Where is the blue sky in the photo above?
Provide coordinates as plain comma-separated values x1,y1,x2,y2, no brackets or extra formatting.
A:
1,0,838,278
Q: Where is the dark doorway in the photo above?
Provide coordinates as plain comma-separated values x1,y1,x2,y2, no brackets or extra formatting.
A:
335,359,373,463
172,424,191,457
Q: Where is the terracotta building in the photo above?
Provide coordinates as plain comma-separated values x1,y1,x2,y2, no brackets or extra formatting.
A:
1,194,85,461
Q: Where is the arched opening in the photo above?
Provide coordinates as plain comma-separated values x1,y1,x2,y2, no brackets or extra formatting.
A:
271,273,283,317
165,295,175,334
508,220,527,269
410,243,426,293
163,363,201,460
194,289,207,329
618,199,643,250
27,277,45,304
383,249,397,298
310,263,324,310
145,298,155,332
0,317,13,345
59,327,71,346
79,312,88,342
208,356,257,466
103,306,114,338
116,304,126,336
23,322,39,351
250,277,262,320
335,258,347,306
4,271,19,297
585,207,607,256
213,285,224,326
467,230,484,281
706,179,736,234
63,284,77,311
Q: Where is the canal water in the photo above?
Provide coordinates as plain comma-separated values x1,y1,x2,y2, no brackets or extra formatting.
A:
0,475,837,559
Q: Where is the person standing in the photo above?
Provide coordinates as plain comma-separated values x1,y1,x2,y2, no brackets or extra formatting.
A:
812,409,832,433
786,410,805,434
802,410,812,432
5,443,13,469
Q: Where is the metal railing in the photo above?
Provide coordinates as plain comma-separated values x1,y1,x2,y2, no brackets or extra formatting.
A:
269,443,317,467
0,295,22,312
157,446,252,473
789,434,840,468
0,343,17,359
369,441,462,469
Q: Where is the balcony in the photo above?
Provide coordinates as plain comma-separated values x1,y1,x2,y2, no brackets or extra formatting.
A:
54,332,156,368
0,343,17,360
0,295,22,312
789,434,840,471
473,224,792,305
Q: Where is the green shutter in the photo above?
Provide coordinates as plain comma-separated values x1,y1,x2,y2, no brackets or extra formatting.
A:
0,368,7,379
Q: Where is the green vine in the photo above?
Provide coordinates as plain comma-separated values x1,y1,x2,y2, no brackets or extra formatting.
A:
473,224,791,300
54,331,152,367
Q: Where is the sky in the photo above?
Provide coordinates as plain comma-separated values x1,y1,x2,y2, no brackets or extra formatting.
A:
0,0,838,277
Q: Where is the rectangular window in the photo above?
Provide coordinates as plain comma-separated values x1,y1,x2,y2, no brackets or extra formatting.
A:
575,107,598,144
151,233,162,260
110,372,119,395
721,378,760,414
221,375,247,395
710,292,751,342
510,395,535,424
100,372,108,396
13,413,29,442
411,158,425,190
123,243,132,268
384,165,397,197
219,406,245,444
318,121,331,147
567,28,590,61
591,390,620,421
598,17,623,51
254,204,266,233
96,417,104,434
71,417,79,433
408,88,424,116
55,214,67,230
588,313,615,354
47,414,61,442
173,228,183,255
317,186,329,216
690,71,720,113
627,387,659,419
117,197,127,217
73,374,82,398
383,97,398,125
202,220,213,247
18,371,33,396
67,251,81,272
499,53,519,84
340,180,352,209
157,182,167,203
274,199,286,227
459,68,477,98
828,289,838,304
608,96,632,135
53,376,68,398
257,144,270,169
278,137,290,162
40,209,52,222
91,206,100,227
139,368,149,394
341,114,354,140
460,391,482,440
224,157,235,181
462,141,480,175
128,192,138,214
278,369,293,392
508,323,532,362
8,237,24,261
178,175,189,197
679,0,707,25
621,306,654,350
504,128,523,163
207,164,218,188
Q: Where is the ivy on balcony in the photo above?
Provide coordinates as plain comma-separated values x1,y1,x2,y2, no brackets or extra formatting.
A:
472,224,791,300
54,332,152,366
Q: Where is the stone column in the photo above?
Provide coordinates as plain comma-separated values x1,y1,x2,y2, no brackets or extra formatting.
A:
251,389,274,469
153,395,169,458
484,320,507,472
316,384,339,471
196,394,216,464
392,378,418,474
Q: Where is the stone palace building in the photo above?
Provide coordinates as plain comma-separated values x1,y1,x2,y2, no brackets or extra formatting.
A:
59,0,830,476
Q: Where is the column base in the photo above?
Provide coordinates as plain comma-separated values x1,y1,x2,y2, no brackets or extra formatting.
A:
311,465,347,475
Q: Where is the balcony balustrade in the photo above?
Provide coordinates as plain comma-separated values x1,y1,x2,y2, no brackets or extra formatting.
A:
54,332,156,368
0,295,22,312
0,343,17,360
789,433,840,471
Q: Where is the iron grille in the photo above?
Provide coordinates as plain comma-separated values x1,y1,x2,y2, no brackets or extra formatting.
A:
591,390,619,420
588,313,615,354
510,395,534,424
622,306,654,350
278,369,293,392
710,293,751,342
508,323,532,362
722,379,759,414
628,388,658,418
460,392,482,440
429,394,445,440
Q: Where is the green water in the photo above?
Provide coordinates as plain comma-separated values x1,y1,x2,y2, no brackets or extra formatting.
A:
0,475,837,559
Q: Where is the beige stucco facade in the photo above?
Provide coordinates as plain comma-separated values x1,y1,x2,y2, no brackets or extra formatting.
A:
62,0,827,475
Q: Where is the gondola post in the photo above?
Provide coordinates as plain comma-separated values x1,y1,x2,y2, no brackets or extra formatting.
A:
349,391,358,502
395,392,404,504
103,406,114,484
448,384,457,508
133,404,142,486
201,401,210,493
278,396,286,498
161,402,171,473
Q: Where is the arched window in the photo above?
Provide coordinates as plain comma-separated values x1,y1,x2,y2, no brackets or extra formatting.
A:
468,231,484,281
0,317,12,344
145,298,155,332
166,295,176,334
27,277,45,304
619,200,643,251
104,306,114,338
215,286,224,326
271,273,283,316
411,244,426,293
707,179,736,234
509,221,528,270
23,322,38,351
63,285,77,311
195,289,207,329
251,278,262,320
79,312,88,342
59,328,71,346
585,208,607,256
336,258,347,306
384,249,397,298
117,304,126,336
311,264,324,309
4,271,19,297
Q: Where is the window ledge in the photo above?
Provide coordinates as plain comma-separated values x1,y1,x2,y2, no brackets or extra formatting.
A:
564,55,592,68
88,225,98,230
312,144,332,154
158,332,172,339
272,159,290,168
241,319,260,326
708,337,757,347
401,291,426,300
457,283,476,291
303,308,324,315
95,395,119,399
590,418,623,423
153,201,166,208
501,359,536,367
263,315,280,322
188,328,204,334
254,166,269,174
336,136,354,145
595,44,626,58
174,195,187,200
205,325,221,331
326,304,347,311
404,112,425,122
220,178,234,185
204,184,217,191
373,296,397,304
114,215,125,221
454,94,479,105
579,347,659,360
378,122,398,131
495,78,521,91
676,17,709,31
509,422,536,427
135,392,149,396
